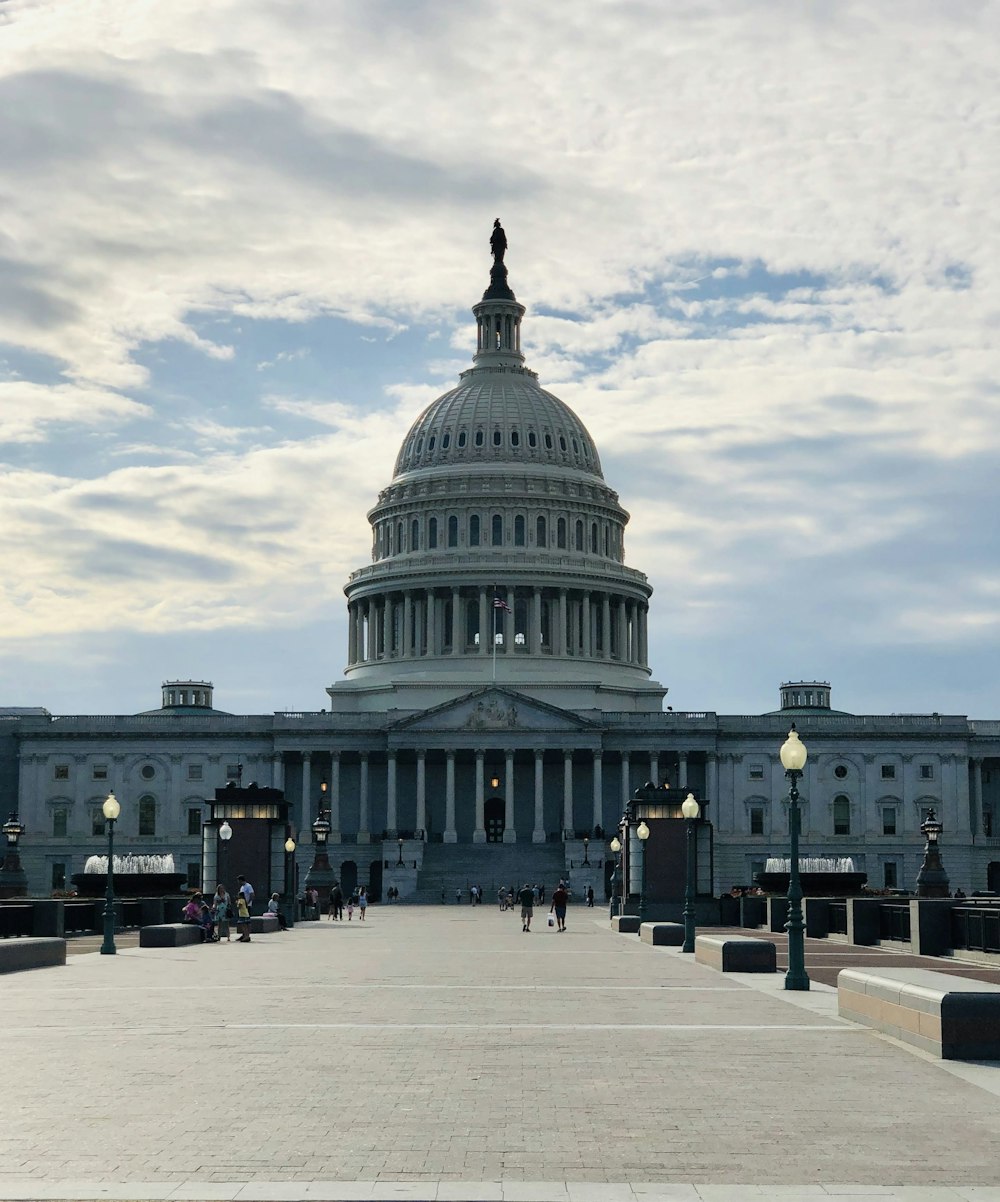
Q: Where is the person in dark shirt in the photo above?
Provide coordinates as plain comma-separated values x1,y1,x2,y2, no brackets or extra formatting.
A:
517,883,534,932
550,882,569,932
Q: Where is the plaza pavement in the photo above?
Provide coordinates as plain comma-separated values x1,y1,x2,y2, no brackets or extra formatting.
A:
4,904,1000,1202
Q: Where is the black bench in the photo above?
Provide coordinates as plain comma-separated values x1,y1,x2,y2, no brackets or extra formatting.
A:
695,934,776,972
0,937,66,973
139,923,205,948
611,915,640,934
640,922,685,946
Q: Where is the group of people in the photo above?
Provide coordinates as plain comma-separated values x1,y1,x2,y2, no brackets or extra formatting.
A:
513,879,571,932
181,875,257,942
326,881,367,921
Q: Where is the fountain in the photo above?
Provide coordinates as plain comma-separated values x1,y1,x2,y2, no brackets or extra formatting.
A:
71,853,187,897
754,856,867,896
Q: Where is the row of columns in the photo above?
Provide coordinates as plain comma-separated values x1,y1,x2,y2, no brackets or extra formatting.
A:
347,587,648,667
289,747,716,842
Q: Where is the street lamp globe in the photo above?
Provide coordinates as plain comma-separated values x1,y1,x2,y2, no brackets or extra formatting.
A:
681,794,700,820
102,791,121,822
219,820,233,842
779,727,808,771
636,821,650,841
609,836,621,853
285,837,296,854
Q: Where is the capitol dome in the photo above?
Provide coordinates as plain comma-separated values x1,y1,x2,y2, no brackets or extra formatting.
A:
331,226,662,715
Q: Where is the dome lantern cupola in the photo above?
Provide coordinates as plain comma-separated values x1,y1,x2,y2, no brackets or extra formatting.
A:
472,218,525,366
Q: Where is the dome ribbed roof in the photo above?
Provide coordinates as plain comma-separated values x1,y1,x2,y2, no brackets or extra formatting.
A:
393,368,604,479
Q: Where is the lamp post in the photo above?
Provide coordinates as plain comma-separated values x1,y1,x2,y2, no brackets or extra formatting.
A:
397,836,404,866
218,819,232,889
100,791,121,956
681,792,700,952
637,820,650,926
916,808,950,898
284,835,296,920
779,725,809,991
582,835,590,866
609,835,622,918
0,812,28,898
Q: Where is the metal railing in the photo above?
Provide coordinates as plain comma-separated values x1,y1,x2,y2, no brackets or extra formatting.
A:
828,901,848,934
952,906,1000,954
878,904,911,943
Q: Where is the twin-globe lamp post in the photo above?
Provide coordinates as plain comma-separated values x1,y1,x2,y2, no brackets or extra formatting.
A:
681,791,701,952
609,835,622,917
636,820,650,924
100,790,121,956
779,725,810,991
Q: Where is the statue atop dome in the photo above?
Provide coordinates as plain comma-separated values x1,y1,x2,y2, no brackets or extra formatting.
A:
490,218,507,264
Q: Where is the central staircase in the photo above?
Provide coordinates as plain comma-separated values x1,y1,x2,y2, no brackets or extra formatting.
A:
414,842,569,904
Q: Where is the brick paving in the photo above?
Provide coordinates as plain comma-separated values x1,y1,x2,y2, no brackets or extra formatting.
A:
1,907,1000,1200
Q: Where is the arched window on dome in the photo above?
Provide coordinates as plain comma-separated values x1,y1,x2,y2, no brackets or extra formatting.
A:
514,515,525,546
415,437,423,455
575,520,584,551
572,438,580,455
559,436,568,454
544,433,553,450
474,430,484,448
442,432,451,449
536,516,547,547
448,515,458,547
511,429,520,447
557,517,567,549
411,519,420,551
604,525,610,557
491,514,503,546
428,517,438,549
492,429,502,447
397,521,404,554
528,431,537,448
591,522,598,553
428,436,436,451
458,431,467,448
469,515,480,547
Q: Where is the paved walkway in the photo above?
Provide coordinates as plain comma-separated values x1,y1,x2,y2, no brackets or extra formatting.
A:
3,907,1000,1201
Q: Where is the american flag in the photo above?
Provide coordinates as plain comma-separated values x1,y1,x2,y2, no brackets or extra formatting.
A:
493,594,512,613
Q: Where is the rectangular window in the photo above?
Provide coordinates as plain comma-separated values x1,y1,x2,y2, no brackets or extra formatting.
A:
225,763,241,782
187,807,202,837
880,764,896,780
186,862,201,890
92,765,108,780
51,862,66,891
187,764,203,781
833,797,851,836
53,764,69,780
52,808,68,838
138,798,156,836
92,810,106,837
882,807,897,836
919,764,934,780
883,861,898,889
749,807,764,835
748,764,764,781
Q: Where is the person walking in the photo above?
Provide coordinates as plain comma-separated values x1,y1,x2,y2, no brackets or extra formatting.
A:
550,880,569,932
329,882,343,921
518,882,534,932
358,885,368,921
586,885,595,908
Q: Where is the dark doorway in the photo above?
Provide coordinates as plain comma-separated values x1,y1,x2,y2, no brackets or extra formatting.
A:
988,862,1000,893
340,859,358,898
485,797,505,843
369,859,383,903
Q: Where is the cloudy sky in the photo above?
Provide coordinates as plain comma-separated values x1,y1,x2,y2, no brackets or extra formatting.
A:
1,0,998,719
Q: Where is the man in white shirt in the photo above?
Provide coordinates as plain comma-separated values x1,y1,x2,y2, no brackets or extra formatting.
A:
238,876,254,912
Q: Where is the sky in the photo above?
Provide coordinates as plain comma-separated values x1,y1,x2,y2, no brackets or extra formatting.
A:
1,0,998,720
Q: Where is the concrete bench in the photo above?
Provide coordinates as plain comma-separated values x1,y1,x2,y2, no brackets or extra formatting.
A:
838,967,1000,1060
139,923,205,948
695,934,776,973
611,915,640,934
640,922,685,946
0,937,66,974
249,914,281,934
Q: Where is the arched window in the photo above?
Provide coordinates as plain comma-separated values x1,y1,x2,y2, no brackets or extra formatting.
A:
396,521,404,553
448,515,458,547
442,432,451,449
411,519,419,551
544,433,553,450
474,430,484,448
575,520,584,551
557,517,567,549
591,522,598,553
415,437,423,454
572,438,579,454
604,525,610,556
457,431,467,448
139,795,156,837
833,795,851,836
536,515,546,547
514,515,525,546
491,514,503,545
428,517,438,549
427,435,436,451
528,431,537,448
469,515,480,547
492,429,502,447
559,435,568,452
511,429,520,447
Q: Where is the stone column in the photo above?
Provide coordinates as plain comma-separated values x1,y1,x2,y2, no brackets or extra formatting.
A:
592,751,603,832
301,751,312,839
478,588,489,655
416,751,426,835
678,752,688,789
569,594,579,656
581,591,592,657
474,749,486,843
402,593,413,657
358,753,370,843
329,752,341,839
638,605,648,666
531,588,542,654
620,751,631,810
648,752,659,786
386,752,397,834
706,753,718,805
533,750,545,843
444,751,457,843
451,587,461,653
563,751,574,835
347,604,357,665
973,757,984,836
503,748,516,842
506,586,515,651
381,598,391,659
617,600,627,662
271,753,284,791
557,589,567,656
426,589,438,656
601,593,611,658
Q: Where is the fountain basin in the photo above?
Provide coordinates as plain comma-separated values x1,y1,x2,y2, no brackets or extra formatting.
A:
70,872,188,898
753,871,868,896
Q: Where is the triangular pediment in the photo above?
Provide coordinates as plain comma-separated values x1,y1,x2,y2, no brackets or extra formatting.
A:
390,687,595,733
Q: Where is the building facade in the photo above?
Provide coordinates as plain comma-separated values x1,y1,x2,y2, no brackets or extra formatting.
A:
5,242,1000,899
